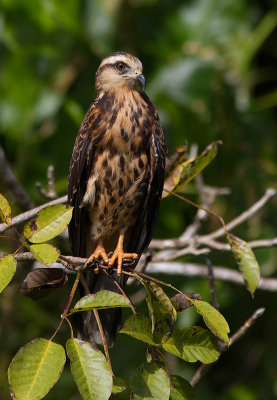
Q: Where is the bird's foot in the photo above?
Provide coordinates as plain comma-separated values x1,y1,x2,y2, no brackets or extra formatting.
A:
108,249,138,277
85,243,109,274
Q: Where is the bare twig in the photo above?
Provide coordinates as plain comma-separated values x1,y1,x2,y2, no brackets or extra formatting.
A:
200,188,276,241
0,145,34,211
0,194,67,233
146,262,277,292
36,165,57,199
2,251,277,292
190,307,266,387
150,188,276,250
206,258,219,310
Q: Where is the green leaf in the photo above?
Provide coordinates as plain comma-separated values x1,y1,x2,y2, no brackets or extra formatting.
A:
134,275,155,333
30,243,60,264
24,204,73,243
72,290,131,312
152,300,173,343
148,282,177,321
162,326,220,364
66,338,113,400
131,362,170,400
187,298,230,344
163,141,222,197
112,376,127,394
170,375,196,400
227,233,260,296
0,193,12,226
0,254,16,293
8,338,66,400
120,314,156,345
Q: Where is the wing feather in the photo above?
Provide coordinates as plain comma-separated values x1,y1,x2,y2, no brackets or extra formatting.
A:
127,92,166,258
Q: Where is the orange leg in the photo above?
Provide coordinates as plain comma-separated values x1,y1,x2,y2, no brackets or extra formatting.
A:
108,233,138,276
85,240,109,273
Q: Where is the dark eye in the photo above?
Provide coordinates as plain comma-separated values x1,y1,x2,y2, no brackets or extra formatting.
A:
115,62,127,72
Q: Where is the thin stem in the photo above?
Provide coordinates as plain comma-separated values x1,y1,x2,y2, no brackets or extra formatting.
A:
0,235,22,244
50,272,80,341
93,309,113,375
103,269,137,315
64,316,74,338
79,273,113,375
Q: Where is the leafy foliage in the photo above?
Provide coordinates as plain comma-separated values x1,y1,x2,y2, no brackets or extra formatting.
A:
1,0,277,398
24,205,73,243
66,338,113,400
227,233,261,296
0,255,17,293
8,339,66,400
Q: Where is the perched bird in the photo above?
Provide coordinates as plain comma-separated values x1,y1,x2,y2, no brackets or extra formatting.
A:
68,52,166,347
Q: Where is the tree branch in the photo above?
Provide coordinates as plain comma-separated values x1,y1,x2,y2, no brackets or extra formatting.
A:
0,145,34,211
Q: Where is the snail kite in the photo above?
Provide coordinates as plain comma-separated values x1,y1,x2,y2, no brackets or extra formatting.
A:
68,52,166,346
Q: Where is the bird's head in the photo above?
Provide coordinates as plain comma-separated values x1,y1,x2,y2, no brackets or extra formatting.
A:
95,52,145,93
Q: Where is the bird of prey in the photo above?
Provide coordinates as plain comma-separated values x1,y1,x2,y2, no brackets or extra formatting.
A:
68,51,166,347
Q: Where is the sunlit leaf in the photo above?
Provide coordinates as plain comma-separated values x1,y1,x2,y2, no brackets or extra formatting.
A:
66,338,113,400
165,146,187,177
148,282,177,321
20,268,68,300
170,375,196,400
72,290,131,312
0,193,12,226
8,338,65,400
187,298,229,344
227,233,260,296
24,204,73,243
0,254,16,293
30,243,60,264
162,326,220,364
131,362,170,400
163,141,222,197
112,376,127,394
120,314,155,345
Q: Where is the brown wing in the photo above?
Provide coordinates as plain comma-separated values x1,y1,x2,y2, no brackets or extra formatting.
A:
127,92,166,258
68,102,99,257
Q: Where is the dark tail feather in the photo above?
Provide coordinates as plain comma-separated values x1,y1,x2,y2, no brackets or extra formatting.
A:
77,271,123,347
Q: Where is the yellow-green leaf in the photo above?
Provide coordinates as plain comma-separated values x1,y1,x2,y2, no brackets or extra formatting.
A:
163,141,222,198
112,376,127,394
0,254,16,293
148,282,177,321
24,204,73,243
8,338,65,400
0,193,12,226
72,290,131,312
162,326,220,364
30,244,60,264
187,298,230,344
227,233,260,296
170,375,196,400
66,338,113,400
131,362,170,400
120,314,156,345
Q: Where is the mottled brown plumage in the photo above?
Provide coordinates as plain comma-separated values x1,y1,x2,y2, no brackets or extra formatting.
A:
68,52,166,346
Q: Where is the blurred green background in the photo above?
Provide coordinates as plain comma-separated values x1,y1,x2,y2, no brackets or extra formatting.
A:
1,0,277,399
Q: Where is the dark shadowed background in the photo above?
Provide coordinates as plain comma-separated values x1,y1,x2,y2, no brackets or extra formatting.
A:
1,0,277,399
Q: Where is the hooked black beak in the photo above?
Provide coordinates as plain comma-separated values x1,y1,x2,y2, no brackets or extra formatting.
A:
136,74,146,92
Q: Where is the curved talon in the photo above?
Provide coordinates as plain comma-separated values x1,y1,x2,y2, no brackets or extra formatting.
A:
85,241,109,273
108,251,138,276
